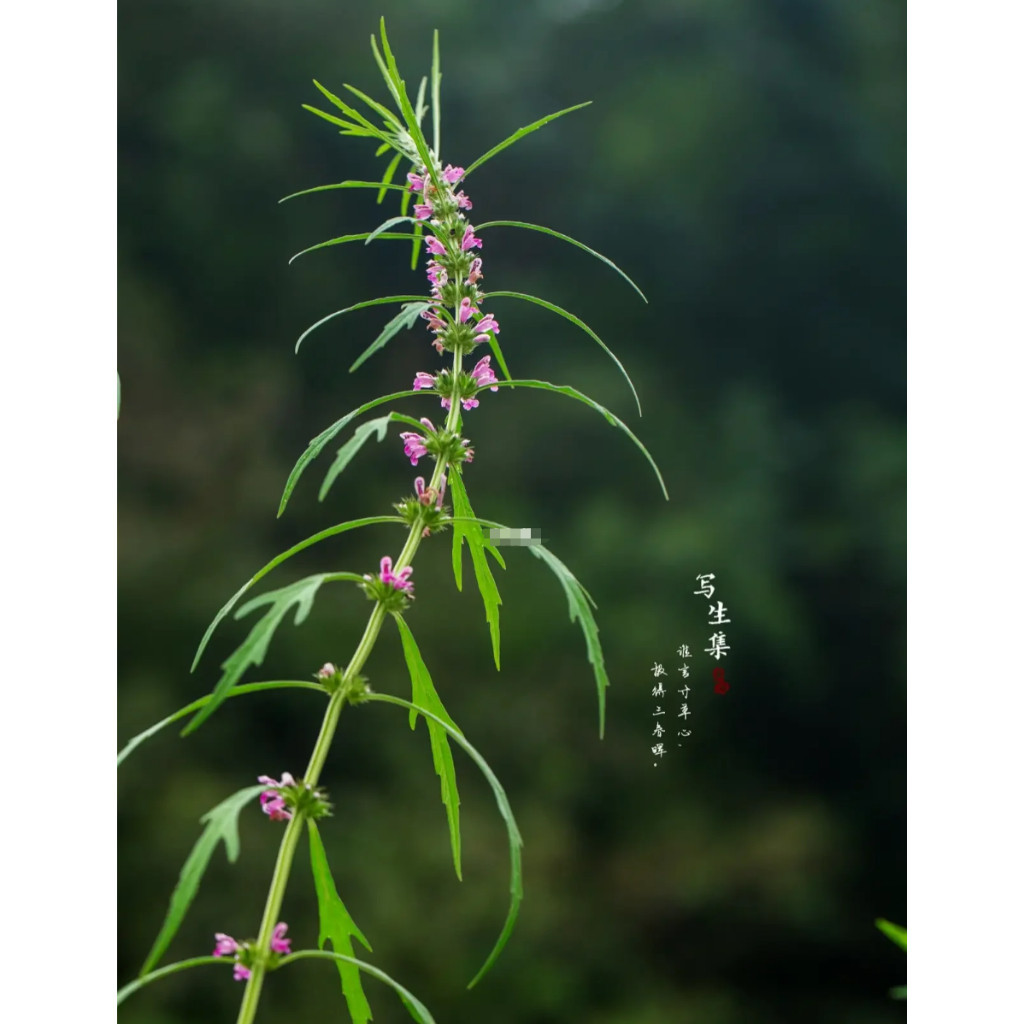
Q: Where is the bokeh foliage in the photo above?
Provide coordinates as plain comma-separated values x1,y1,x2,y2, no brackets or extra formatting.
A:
118,1,906,1021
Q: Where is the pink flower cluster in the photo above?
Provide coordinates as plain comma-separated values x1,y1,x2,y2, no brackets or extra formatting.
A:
257,773,295,822
412,355,498,411
213,923,291,981
374,555,414,595
415,474,446,509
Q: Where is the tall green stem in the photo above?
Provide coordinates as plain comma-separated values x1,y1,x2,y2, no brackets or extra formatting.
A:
234,351,463,1024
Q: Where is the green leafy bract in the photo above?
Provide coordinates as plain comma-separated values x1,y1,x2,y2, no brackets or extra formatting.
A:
491,378,669,499
366,693,523,989
139,786,265,975
394,614,464,880
185,574,353,734
320,414,397,502
462,102,592,178
118,681,326,767
278,950,437,1024
277,390,425,517
447,469,505,670
278,180,407,204
485,290,641,416
192,516,403,672
289,233,419,266
308,820,374,1024
295,294,429,354
350,302,431,373
473,221,647,303
529,544,610,739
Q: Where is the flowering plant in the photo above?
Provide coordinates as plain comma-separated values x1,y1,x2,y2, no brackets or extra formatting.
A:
118,19,666,1024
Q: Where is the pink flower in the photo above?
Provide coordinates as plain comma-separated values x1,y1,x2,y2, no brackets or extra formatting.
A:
474,313,500,337
426,261,447,287
399,430,429,466
270,922,292,955
454,191,472,210
460,396,479,411
442,164,465,184
407,170,426,191
458,297,480,323
461,439,475,463
378,555,414,594
420,307,445,333
461,226,482,251
470,355,500,391
316,662,337,679
414,202,433,221
431,336,446,355
258,773,295,822
213,933,239,957
467,258,483,284
234,963,251,982
425,235,446,256
412,371,436,391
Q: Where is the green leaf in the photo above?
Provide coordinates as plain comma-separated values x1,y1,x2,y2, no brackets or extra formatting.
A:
473,221,647,303
277,390,426,517
431,30,441,158
447,469,505,669
410,218,423,270
320,414,395,502
312,79,387,138
308,820,374,1024
278,180,407,204
393,614,464,880
374,141,390,157
277,950,436,1024
375,19,443,196
463,102,592,178
366,693,523,990
139,786,265,974
191,516,403,671
485,331,513,383
184,575,339,734
366,216,415,245
491,378,669,500
288,233,419,266
301,104,368,135
528,544,610,738
377,152,403,204
118,957,230,1006
341,82,405,132
889,986,907,1000
414,75,428,126
350,302,431,373
485,290,641,416
875,919,907,951
294,295,430,353
118,681,326,767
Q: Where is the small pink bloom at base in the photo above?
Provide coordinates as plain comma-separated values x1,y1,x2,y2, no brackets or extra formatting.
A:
470,355,500,391
442,164,465,184
407,171,426,191
414,203,433,221
316,663,337,679
213,933,239,957
379,555,414,595
233,963,251,982
467,258,483,284
413,372,436,391
425,235,446,256
270,922,292,955
458,297,480,323
461,226,482,251
454,191,472,209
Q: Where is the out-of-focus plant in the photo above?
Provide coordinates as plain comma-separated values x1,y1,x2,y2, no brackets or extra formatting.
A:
876,918,907,1000
117,19,665,1023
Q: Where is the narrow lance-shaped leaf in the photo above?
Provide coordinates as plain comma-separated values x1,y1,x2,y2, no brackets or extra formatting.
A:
289,233,420,266
377,151,403,204
278,180,407,204
184,574,336,735
350,302,431,373
485,290,642,416
139,786,266,975
431,29,441,158
341,81,405,133
491,378,669,500
473,221,647,303
119,958,229,1006
192,516,404,670
320,414,395,502
294,294,430,354
277,389,426,517
875,919,907,951
278,950,436,1024
394,614,464,880
312,79,388,137
447,468,505,669
308,820,374,1024
462,102,592,178
366,216,416,245
119,681,326,767
529,544,611,739
365,693,523,990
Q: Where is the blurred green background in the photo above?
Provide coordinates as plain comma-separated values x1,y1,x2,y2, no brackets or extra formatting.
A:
118,1,906,1021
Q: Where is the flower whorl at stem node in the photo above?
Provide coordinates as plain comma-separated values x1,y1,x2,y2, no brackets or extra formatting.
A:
258,773,333,821
361,554,415,611
213,923,291,982
398,417,475,468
